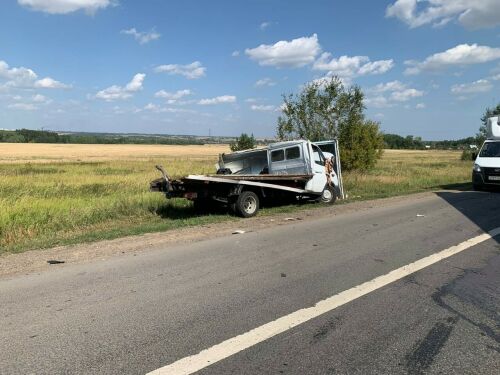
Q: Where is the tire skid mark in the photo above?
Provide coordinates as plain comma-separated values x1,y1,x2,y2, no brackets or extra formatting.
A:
405,316,459,375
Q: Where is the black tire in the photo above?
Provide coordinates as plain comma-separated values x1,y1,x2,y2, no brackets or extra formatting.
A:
234,191,260,218
472,184,482,191
317,184,337,204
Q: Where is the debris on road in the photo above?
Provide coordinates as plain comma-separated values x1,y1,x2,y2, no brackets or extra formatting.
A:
47,260,65,265
232,230,246,235
416,214,425,217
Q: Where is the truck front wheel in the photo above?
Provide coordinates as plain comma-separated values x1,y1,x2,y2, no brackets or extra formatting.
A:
234,191,260,218
318,184,337,204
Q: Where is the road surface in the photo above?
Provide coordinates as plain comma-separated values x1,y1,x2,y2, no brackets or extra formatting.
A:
1,190,499,374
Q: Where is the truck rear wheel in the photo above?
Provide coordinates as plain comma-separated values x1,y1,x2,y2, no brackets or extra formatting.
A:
234,191,260,218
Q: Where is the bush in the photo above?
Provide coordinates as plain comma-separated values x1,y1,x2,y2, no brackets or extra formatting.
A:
230,133,256,152
277,76,383,171
339,120,384,171
461,149,477,161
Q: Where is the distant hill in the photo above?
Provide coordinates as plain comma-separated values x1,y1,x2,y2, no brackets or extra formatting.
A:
0,129,276,145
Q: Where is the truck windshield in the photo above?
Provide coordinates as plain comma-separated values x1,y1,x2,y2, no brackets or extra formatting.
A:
479,142,500,157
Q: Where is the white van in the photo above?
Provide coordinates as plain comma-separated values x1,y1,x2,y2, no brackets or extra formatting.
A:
473,116,500,190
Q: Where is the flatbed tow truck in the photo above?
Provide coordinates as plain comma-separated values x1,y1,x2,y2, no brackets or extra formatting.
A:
150,139,344,217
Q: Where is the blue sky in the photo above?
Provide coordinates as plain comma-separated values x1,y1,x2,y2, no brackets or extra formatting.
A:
0,0,499,139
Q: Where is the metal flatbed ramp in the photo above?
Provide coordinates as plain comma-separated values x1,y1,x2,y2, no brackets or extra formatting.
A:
184,175,311,194
206,174,313,181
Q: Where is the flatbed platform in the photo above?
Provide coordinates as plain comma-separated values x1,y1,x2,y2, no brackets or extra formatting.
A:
204,174,313,182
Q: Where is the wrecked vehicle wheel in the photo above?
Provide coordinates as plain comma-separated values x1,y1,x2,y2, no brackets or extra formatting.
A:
235,191,259,218
318,185,336,204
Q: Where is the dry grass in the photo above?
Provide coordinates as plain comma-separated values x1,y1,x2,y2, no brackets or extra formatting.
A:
0,143,230,163
0,145,473,253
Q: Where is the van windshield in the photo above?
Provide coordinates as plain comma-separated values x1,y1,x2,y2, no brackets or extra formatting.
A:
479,142,500,157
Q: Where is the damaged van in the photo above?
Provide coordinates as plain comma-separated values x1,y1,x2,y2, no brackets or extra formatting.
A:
150,139,344,217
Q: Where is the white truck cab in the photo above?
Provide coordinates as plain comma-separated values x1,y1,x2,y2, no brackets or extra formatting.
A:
473,116,500,190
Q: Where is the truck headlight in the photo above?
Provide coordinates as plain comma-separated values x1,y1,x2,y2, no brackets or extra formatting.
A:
473,164,481,172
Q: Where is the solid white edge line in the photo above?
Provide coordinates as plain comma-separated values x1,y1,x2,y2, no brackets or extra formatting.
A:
147,226,500,375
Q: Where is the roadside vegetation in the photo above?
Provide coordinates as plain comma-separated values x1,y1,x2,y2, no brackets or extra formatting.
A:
0,146,472,254
230,133,256,152
277,77,384,171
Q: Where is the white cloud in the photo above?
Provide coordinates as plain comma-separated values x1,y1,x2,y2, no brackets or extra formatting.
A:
386,0,500,29
358,60,395,75
254,78,276,87
390,88,424,101
154,61,206,79
450,79,493,95
313,53,394,78
251,104,275,111
369,80,407,93
415,103,426,109
34,77,71,89
231,50,240,57
18,0,113,15
245,98,258,103
365,81,424,108
259,21,272,31
0,60,71,89
125,74,145,91
95,73,145,101
0,61,37,83
143,103,193,114
154,89,192,100
8,102,37,110
121,28,160,44
32,94,52,104
364,96,391,108
245,34,321,68
198,95,236,105
404,44,500,75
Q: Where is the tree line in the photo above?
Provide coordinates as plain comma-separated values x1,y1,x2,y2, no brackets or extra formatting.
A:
0,129,205,145
383,134,478,150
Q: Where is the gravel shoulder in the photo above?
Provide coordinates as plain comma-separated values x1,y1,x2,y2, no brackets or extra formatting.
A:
0,192,436,279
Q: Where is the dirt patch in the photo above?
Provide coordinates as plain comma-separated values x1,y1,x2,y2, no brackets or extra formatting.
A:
0,192,434,279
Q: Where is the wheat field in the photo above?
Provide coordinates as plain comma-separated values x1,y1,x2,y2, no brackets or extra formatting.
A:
0,144,473,253
0,143,230,163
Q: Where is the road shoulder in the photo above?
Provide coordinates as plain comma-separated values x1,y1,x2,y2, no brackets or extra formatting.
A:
0,191,436,279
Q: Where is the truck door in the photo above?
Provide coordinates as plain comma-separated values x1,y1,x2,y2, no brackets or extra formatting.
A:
306,143,329,193
312,140,345,199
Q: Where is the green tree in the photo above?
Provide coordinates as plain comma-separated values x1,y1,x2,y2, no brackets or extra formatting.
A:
230,133,256,152
478,103,500,143
277,77,384,171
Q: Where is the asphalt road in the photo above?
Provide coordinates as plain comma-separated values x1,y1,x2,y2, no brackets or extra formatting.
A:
1,190,499,374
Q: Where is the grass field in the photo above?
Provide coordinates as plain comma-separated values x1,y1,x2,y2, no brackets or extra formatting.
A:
0,144,473,254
